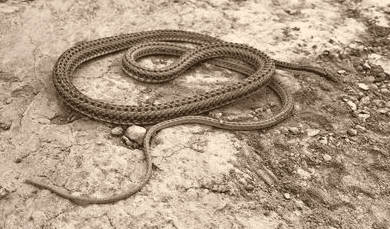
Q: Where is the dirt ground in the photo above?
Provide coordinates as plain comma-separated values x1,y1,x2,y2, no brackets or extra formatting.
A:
1,0,390,228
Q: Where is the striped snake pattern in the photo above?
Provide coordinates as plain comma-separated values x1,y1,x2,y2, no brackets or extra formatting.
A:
25,30,337,204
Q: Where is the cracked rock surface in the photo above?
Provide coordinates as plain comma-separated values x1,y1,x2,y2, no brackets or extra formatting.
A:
1,0,390,228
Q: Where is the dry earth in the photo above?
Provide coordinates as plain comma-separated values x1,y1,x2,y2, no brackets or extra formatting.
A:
1,0,390,228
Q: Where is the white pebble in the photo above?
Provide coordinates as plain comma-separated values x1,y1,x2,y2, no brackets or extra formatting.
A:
296,168,311,180
288,127,300,135
360,96,370,104
355,125,366,132
213,112,223,119
357,113,370,122
377,108,390,114
111,126,124,136
369,84,378,90
346,101,357,111
319,137,328,145
337,70,346,74
0,186,10,199
381,88,390,94
323,154,332,162
363,62,371,70
347,128,358,136
357,83,369,91
125,125,147,145
307,129,320,137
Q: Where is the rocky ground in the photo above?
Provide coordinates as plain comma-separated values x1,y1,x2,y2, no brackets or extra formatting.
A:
1,0,390,228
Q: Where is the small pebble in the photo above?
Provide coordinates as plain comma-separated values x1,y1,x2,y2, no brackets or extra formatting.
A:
357,113,370,122
284,193,291,200
323,154,332,162
337,70,346,74
285,9,299,15
296,167,311,180
377,72,387,79
14,158,22,163
362,62,371,70
356,65,363,71
377,108,390,114
357,83,369,91
288,127,300,135
255,107,263,113
125,125,147,145
307,128,320,137
346,100,357,111
348,43,357,49
355,125,366,132
319,136,328,145
360,96,370,104
111,126,124,136
381,88,390,94
369,84,378,90
214,112,223,119
347,128,358,136
373,99,384,107
0,186,10,199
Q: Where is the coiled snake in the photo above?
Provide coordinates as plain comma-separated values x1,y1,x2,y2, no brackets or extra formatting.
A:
25,30,337,204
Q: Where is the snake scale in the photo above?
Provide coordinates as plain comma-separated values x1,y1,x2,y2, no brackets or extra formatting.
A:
25,30,337,204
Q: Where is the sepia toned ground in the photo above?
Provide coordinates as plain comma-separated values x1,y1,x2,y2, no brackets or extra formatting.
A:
1,0,390,228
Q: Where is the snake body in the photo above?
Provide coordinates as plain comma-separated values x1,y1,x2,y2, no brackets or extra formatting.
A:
25,30,337,204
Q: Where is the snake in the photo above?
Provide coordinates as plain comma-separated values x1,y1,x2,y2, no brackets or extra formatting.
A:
24,30,337,204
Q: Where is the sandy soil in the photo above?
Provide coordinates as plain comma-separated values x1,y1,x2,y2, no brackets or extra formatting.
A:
1,0,390,228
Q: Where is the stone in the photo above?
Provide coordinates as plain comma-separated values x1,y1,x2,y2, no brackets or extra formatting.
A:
288,127,300,134
346,100,357,111
355,125,366,132
0,186,10,199
377,108,390,114
283,193,291,200
362,62,371,70
373,99,384,107
124,125,147,145
337,70,346,74
296,167,311,180
213,112,223,119
381,88,390,94
111,126,124,136
347,128,358,136
369,84,378,90
307,128,320,137
323,154,332,162
357,83,369,91
357,113,370,122
319,136,328,145
360,96,370,104
254,107,264,113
